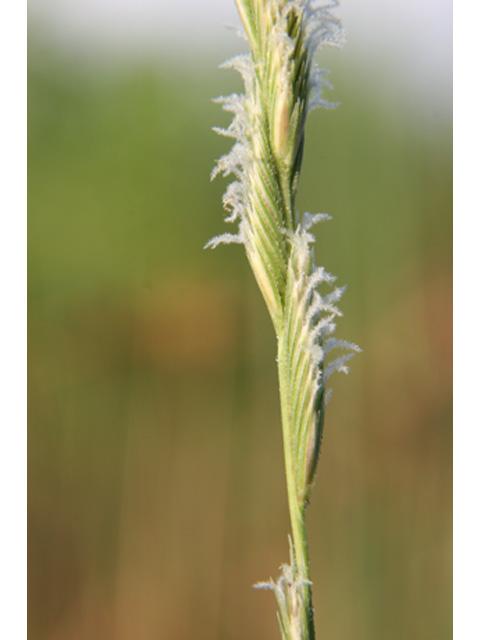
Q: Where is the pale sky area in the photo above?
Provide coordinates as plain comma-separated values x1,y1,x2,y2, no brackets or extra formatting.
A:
29,0,452,112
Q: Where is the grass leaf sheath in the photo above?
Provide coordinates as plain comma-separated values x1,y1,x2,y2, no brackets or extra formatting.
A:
207,2,359,638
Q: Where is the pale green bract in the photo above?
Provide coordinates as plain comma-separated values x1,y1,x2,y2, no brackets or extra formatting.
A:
207,2,359,638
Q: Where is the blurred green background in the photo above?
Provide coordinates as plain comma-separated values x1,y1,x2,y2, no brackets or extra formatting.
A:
28,15,452,640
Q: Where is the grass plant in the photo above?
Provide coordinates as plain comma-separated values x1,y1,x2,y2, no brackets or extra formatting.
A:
208,1,359,638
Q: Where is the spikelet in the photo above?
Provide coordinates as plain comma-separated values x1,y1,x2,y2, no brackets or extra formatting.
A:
207,2,358,638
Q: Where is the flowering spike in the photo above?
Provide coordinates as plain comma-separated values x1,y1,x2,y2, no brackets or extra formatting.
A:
208,2,358,638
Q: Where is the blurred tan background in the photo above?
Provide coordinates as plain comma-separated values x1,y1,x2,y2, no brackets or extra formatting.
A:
28,1,452,639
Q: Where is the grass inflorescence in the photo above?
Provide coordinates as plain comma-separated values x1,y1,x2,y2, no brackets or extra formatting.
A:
208,2,359,638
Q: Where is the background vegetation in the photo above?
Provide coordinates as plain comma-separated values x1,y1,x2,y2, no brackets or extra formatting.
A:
28,32,452,640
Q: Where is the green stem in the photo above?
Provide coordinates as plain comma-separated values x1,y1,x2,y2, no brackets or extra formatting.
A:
277,330,316,640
